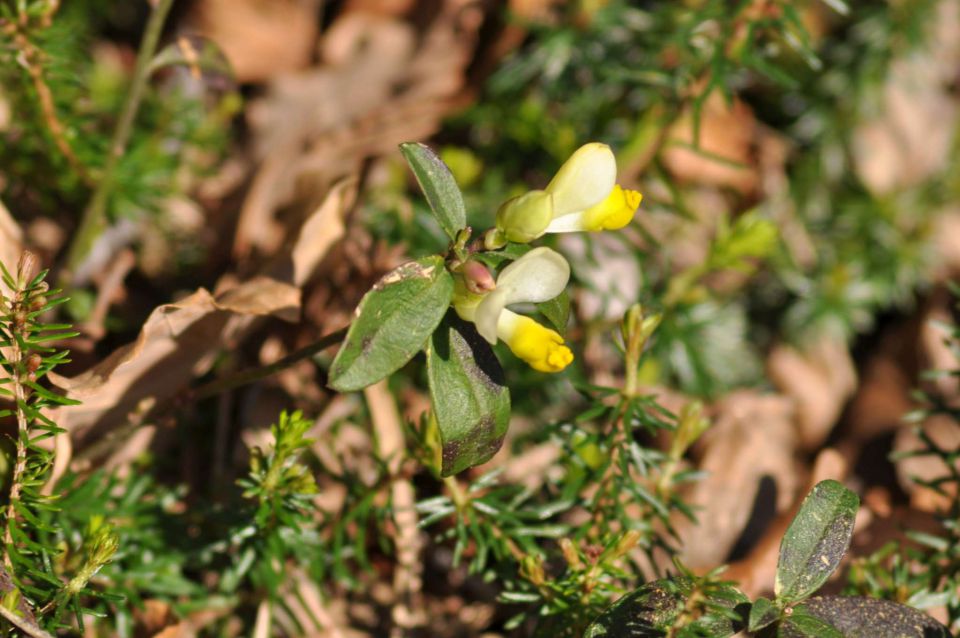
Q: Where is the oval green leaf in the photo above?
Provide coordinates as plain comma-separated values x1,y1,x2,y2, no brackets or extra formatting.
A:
400,142,467,241
329,256,453,392
748,597,780,632
775,480,859,603
781,596,950,638
584,577,747,638
427,314,510,476
777,608,843,638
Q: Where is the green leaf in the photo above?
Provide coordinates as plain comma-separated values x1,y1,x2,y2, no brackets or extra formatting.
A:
537,289,571,336
748,597,779,632
780,596,951,638
775,479,859,603
584,577,746,638
471,243,531,270
777,608,843,638
400,142,467,241
329,256,453,391
427,314,511,476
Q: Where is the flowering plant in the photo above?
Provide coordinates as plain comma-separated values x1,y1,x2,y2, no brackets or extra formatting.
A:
328,141,641,474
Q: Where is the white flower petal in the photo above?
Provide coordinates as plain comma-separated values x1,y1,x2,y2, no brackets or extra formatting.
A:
475,288,508,344
544,212,587,233
545,143,617,218
496,247,570,305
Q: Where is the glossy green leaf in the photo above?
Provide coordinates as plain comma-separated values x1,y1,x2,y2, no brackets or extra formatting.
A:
775,480,859,603
584,577,747,638
400,142,467,241
537,289,571,336
777,608,843,638
427,314,510,476
329,256,453,392
781,596,951,638
748,597,779,632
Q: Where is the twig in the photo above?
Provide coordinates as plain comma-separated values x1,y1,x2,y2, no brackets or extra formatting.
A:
187,328,347,402
3,259,35,570
7,28,91,183
64,0,174,275
364,381,425,637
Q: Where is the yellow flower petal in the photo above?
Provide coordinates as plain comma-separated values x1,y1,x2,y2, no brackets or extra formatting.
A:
498,311,573,373
581,185,642,231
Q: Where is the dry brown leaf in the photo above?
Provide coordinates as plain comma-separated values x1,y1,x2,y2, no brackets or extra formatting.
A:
931,209,960,279
677,391,800,570
920,294,960,398
895,415,960,512
290,177,358,286
661,94,759,195
768,336,857,450
845,354,914,441
852,1,960,196
49,276,300,457
190,0,321,83
0,197,22,284
235,2,479,259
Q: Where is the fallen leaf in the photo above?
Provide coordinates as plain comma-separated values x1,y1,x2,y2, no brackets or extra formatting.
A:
768,336,857,450
895,415,960,512
189,0,321,83
677,391,800,570
662,94,759,195
290,178,358,287
852,4,960,197
49,276,300,458
0,197,22,287
235,2,479,259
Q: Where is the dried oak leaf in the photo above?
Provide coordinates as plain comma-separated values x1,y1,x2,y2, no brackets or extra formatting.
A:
235,3,479,258
49,276,300,455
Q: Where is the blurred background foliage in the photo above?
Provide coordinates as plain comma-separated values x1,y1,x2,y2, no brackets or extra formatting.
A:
1,0,959,635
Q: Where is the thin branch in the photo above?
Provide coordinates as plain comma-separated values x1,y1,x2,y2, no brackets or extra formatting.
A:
64,0,175,275
187,328,347,402
3,23,90,183
2,265,33,571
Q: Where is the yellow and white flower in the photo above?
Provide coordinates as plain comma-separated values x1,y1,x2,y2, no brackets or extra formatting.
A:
491,143,642,245
454,247,574,373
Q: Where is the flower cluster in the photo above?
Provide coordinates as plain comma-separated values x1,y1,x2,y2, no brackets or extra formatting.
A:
454,143,642,372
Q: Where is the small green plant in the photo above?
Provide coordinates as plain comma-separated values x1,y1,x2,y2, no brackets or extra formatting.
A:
584,479,951,637
328,141,643,475
846,288,960,632
0,253,120,635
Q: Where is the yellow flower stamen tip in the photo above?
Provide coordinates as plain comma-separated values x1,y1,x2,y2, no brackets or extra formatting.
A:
504,315,574,373
581,185,642,232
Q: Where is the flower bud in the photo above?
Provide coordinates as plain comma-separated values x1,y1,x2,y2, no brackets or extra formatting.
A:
495,190,554,243
462,260,496,295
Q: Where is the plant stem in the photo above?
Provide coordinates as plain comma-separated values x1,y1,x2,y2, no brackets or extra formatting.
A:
2,255,36,572
188,328,347,401
2,316,29,571
64,0,175,276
